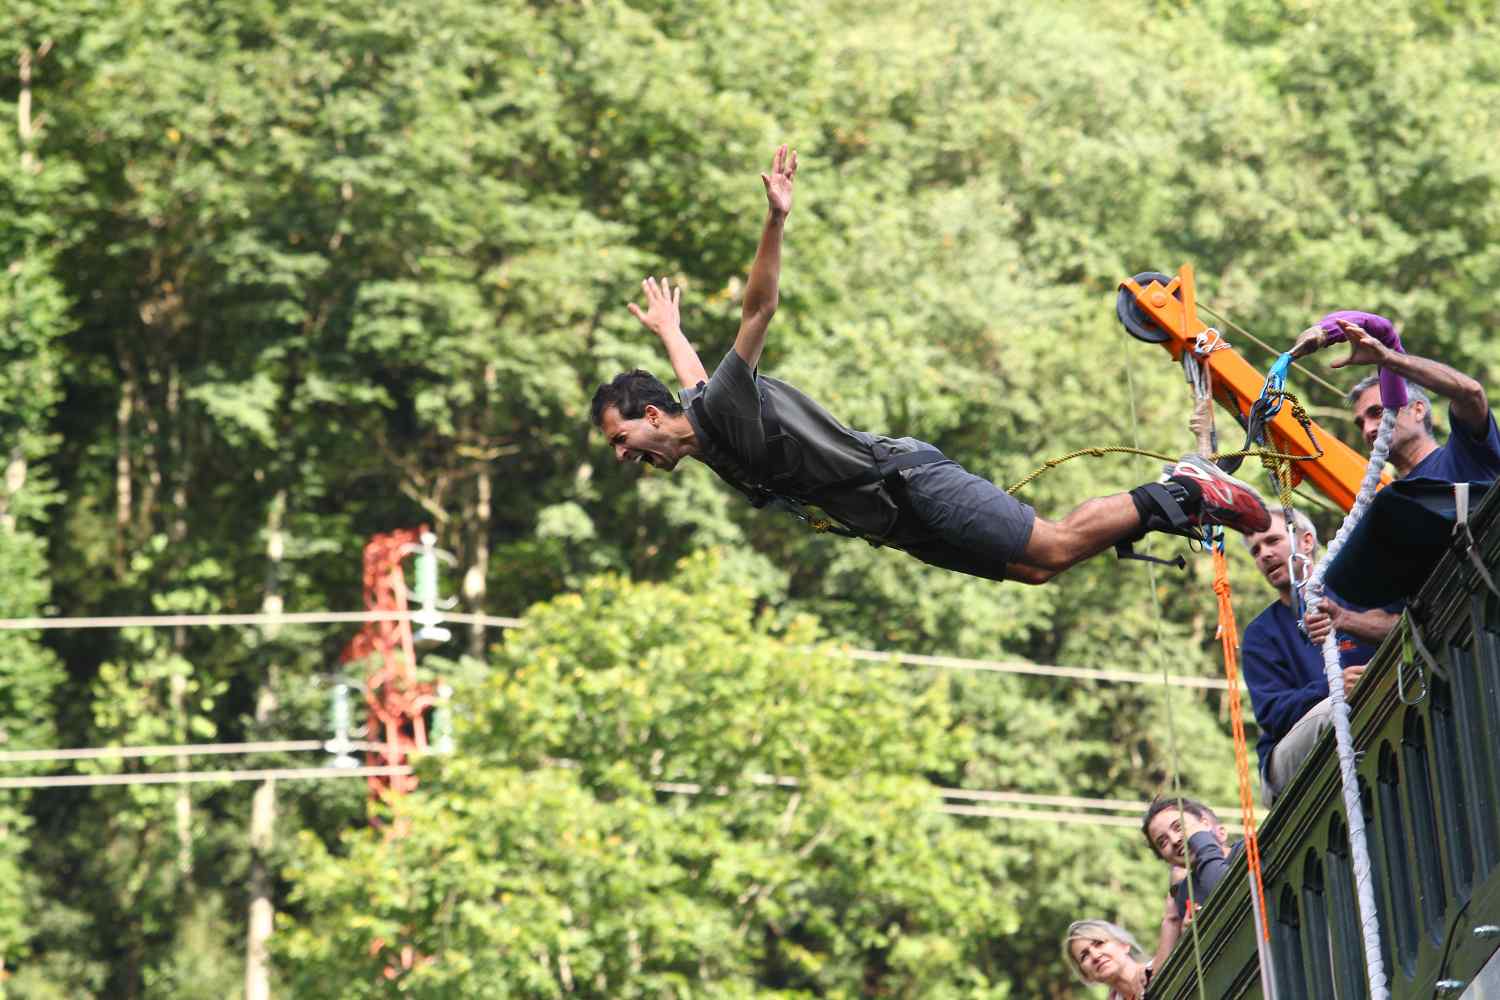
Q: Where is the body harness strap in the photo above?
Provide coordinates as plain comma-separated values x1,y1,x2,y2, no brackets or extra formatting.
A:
1116,481,1191,570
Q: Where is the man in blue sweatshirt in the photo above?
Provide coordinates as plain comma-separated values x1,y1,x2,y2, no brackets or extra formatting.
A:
1241,509,1395,804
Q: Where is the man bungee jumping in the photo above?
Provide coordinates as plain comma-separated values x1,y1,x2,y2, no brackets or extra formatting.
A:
590,146,1271,584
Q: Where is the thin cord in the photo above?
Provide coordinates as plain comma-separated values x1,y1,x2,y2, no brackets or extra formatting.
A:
843,649,1230,691
0,746,1265,836
1196,301,1349,400
0,739,1262,828
0,739,382,764
0,610,525,632
1120,325,1211,1000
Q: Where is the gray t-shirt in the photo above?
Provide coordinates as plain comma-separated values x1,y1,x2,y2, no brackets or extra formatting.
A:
683,349,930,540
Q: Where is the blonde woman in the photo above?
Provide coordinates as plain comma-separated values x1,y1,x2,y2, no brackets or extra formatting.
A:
1063,920,1154,1000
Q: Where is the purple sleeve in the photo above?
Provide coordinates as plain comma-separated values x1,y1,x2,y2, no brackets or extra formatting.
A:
1318,310,1408,409
1187,830,1231,901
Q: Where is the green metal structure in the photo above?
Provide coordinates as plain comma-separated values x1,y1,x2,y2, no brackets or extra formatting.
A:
1152,488,1500,998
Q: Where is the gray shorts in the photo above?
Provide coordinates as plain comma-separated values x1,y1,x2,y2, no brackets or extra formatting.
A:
891,459,1037,581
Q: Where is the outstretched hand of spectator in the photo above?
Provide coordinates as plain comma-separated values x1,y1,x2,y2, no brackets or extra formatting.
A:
1329,319,1395,369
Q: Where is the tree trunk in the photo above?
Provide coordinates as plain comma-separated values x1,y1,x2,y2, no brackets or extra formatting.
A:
168,363,192,877
4,46,41,533
170,663,192,878
464,363,497,658
1,448,24,534
466,463,492,659
245,778,276,1000
245,488,285,998
115,363,134,575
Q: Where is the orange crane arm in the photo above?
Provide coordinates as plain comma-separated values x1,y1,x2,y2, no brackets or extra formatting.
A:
1116,264,1377,512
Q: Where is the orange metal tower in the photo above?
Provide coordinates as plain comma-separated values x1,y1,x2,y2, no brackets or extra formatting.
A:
338,528,441,805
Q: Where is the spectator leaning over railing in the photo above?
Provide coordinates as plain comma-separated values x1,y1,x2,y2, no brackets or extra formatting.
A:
1139,796,1241,966
1290,312,1500,616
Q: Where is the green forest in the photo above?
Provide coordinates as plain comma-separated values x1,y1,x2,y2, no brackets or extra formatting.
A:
3,0,1499,996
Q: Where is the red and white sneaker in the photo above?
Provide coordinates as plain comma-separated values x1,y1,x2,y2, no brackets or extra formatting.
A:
1169,454,1271,535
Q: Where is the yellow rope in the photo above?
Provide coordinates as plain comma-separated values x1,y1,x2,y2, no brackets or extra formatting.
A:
1007,444,1317,495
1007,393,1322,496
1260,394,1307,512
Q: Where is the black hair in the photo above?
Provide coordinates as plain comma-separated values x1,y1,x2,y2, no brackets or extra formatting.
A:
589,369,683,429
1140,796,1217,858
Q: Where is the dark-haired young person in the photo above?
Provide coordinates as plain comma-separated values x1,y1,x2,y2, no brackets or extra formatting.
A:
591,146,1270,585
1139,796,1241,965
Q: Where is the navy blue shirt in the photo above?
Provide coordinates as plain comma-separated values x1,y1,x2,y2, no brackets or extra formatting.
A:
1405,409,1500,484
1171,831,1244,919
1242,600,1381,777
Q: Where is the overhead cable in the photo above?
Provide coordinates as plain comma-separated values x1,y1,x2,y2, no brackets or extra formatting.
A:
0,765,410,790
0,610,1229,692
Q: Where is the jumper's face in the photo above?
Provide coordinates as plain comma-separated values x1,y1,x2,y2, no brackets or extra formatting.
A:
598,404,685,472
1070,935,1131,984
1351,385,1428,452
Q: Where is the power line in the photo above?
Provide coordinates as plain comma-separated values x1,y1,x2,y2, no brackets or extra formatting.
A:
844,648,1229,691
937,787,1264,822
0,609,1231,692
1196,300,1349,400
0,765,1212,832
0,765,410,790
0,739,385,764
0,739,1262,831
0,610,524,632
940,803,1141,828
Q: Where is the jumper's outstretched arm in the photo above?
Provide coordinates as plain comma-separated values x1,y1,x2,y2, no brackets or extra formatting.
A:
627,276,708,389
733,144,797,370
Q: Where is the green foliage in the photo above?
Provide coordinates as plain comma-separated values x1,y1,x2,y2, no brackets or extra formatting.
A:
279,557,1015,998
2,0,1497,994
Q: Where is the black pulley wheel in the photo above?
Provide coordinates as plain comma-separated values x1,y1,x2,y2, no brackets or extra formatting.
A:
1115,270,1176,344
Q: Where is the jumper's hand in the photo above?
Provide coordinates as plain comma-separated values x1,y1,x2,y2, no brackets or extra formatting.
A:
762,144,797,220
627,276,684,341
1162,891,1182,926
1330,319,1395,369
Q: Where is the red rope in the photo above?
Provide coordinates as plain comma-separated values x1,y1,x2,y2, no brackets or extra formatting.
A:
1212,547,1271,941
